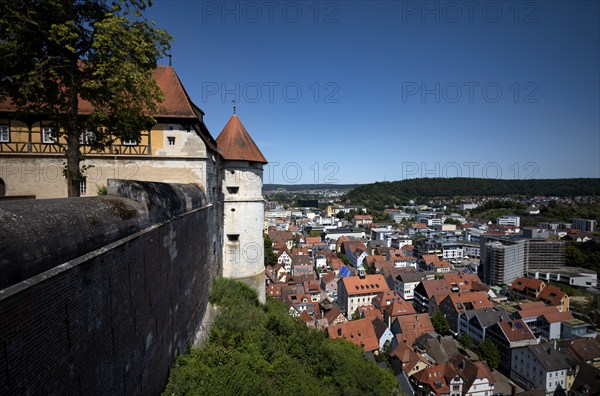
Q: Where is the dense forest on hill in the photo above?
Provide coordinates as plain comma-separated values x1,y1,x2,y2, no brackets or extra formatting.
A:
163,279,397,396
344,178,600,210
264,184,361,192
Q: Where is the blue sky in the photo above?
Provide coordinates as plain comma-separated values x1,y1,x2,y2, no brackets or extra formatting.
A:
147,1,599,184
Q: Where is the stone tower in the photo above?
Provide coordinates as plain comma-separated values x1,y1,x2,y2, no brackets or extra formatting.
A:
216,115,267,302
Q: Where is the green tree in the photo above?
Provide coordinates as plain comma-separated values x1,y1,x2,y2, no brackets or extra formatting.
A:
264,235,277,266
164,278,398,395
458,333,473,350
444,218,462,225
0,0,171,196
431,312,449,335
309,230,321,238
477,339,500,369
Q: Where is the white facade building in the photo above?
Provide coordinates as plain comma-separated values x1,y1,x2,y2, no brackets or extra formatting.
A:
511,343,568,395
497,215,521,227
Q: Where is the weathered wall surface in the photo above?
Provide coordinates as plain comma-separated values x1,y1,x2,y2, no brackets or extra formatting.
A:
0,180,221,395
0,156,210,199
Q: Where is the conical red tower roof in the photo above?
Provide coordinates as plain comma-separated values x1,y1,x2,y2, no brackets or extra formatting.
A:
216,115,267,163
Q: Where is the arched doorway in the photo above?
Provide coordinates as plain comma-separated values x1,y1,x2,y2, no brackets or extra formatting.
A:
0,178,5,197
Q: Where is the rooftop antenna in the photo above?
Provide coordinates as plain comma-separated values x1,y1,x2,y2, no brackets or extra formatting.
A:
168,54,172,66
232,99,237,115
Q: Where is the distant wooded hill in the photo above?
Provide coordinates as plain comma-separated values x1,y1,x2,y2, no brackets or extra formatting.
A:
344,178,600,209
264,184,361,192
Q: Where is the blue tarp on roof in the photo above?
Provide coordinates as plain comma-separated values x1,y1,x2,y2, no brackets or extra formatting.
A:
339,265,351,278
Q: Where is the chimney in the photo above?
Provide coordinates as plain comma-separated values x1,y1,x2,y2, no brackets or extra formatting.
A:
511,383,516,396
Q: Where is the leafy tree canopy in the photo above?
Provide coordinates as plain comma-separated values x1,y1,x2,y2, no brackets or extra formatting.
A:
431,312,449,335
343,178,600,210
477,339,500,369
164,278,397,395
0,0,171,196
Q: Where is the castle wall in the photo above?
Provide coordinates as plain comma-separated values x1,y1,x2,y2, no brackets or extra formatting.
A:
0,180,221,395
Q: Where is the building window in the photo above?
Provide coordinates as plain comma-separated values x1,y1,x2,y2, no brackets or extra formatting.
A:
122,139,137,146
227,186,239,194
167,136,175,146
227,234,239,242
42,127,57,144
79,178,87,195
80,130,96,145
0,125,9,142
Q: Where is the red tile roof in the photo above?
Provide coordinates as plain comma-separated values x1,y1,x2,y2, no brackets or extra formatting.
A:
0,66,199,119
510,277,545,292
394,314,435,346
496,319,536,343
216,115,267,163
341,274,389,296
412,365,450,395
327,318,379,352
537,285,567,306
305,236,321,245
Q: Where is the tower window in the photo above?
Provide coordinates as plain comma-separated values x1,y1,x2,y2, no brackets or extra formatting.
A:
79,177,87,195
227,186,239,194
167,136,176,146
231,208,236,212
227,234,239,242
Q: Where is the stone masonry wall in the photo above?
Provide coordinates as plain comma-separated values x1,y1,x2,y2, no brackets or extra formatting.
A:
0,180,220,395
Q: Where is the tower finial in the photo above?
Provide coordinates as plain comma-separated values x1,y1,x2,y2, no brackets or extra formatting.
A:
232,99,237,115
168,54,172,66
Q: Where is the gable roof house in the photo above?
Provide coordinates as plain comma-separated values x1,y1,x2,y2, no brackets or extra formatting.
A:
510,277,546,300
445,353,496,396
537,284,569,312
413,334,461,367
510,342,569,395
324,306,347,327
390,341,432,377
372,317,395,352
344,241,369,268
327,318,379,353
458,308,511,345
435,292,493,334
337,274,389,317
485,319,538,375
410,365,450,396
414,279,451,313
320,271,338,295
277,248,293,274
391,313,435,348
